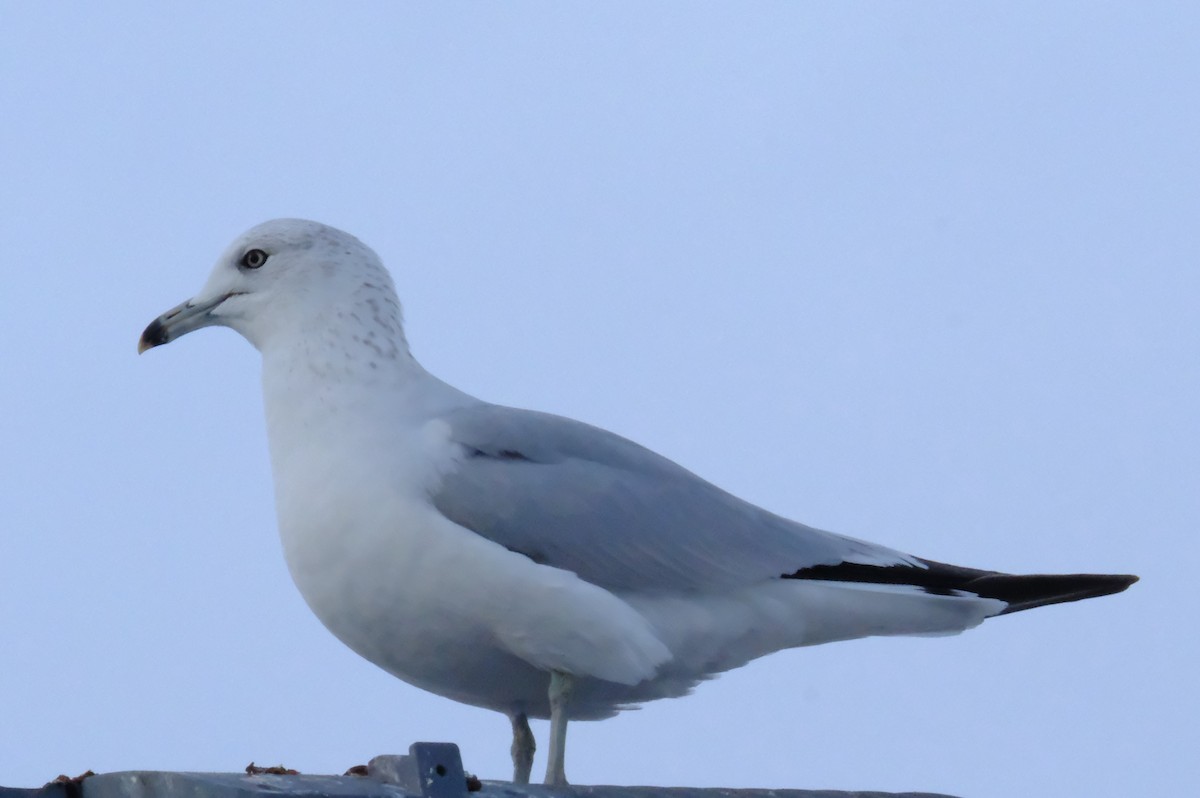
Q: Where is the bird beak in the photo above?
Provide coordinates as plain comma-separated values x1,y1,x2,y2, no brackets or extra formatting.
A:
138,292,240,353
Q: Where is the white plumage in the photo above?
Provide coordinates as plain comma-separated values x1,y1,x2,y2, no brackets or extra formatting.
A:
139,219,1135,785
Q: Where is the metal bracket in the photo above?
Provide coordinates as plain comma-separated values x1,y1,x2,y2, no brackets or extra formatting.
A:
368,743,467,798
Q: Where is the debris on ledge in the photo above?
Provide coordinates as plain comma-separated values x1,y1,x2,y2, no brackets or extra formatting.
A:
0,743,959,798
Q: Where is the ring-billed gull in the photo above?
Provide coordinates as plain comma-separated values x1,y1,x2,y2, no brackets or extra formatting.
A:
139,219,1137,786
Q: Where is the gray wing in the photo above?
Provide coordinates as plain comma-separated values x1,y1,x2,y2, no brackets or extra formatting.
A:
430,403,918,593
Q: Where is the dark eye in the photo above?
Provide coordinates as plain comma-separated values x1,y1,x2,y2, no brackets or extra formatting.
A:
240,249,269,269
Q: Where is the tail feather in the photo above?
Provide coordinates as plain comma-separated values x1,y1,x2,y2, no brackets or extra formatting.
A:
785,557,1138,615
963,571,1138,615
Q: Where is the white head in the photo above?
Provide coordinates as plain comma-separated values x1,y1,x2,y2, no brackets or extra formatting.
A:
139,219,407,357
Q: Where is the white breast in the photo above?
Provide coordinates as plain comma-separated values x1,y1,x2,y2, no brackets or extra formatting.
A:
258,360,671,712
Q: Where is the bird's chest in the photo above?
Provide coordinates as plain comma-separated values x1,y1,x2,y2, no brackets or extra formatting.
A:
265,398,471,638
281,477,484,665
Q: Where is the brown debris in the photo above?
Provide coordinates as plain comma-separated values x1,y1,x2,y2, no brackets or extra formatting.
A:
465,774,483,792
344,765,369,777
50,771,96,786
245,762,300,776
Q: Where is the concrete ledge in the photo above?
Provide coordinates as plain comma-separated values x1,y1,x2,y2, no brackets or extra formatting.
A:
0,774,959,798
0,744,958,798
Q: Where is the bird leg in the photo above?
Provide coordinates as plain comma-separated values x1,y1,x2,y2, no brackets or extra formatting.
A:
509,711,535,784
544,670,574,786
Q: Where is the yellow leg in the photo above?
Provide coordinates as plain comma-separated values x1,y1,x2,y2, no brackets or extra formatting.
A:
544,671,574,786
509,711,535,784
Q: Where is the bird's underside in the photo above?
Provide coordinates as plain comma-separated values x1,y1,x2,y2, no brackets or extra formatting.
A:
491,548,1137,784
498,556,1137,786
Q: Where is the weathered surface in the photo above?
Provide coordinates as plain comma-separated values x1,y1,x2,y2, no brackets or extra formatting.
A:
0,744,959,798
0,775,958,798
478,787,955,798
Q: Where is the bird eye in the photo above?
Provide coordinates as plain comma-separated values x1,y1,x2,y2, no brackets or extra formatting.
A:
240,249,269,269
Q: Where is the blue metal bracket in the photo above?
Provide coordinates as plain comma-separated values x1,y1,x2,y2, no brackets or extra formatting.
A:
368,743,468,798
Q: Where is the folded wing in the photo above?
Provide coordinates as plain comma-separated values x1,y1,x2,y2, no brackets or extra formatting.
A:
430,403,919,593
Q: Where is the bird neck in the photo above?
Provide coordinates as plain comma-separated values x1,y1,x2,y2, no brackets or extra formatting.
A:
256,326,461,498
257,322,438,416
256,305,471,434
255,279,426,385
255,282,475,485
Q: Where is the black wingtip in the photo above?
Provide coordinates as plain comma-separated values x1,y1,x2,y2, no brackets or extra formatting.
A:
986,572,1138,615
785,559,1138,615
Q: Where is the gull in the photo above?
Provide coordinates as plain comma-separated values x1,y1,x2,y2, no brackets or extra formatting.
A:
139,219,1137,786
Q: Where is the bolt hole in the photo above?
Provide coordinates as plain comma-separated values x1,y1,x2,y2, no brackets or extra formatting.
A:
435,765,446,777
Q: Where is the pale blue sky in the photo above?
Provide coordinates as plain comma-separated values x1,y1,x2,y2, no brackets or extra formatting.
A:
1,4,1195,797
